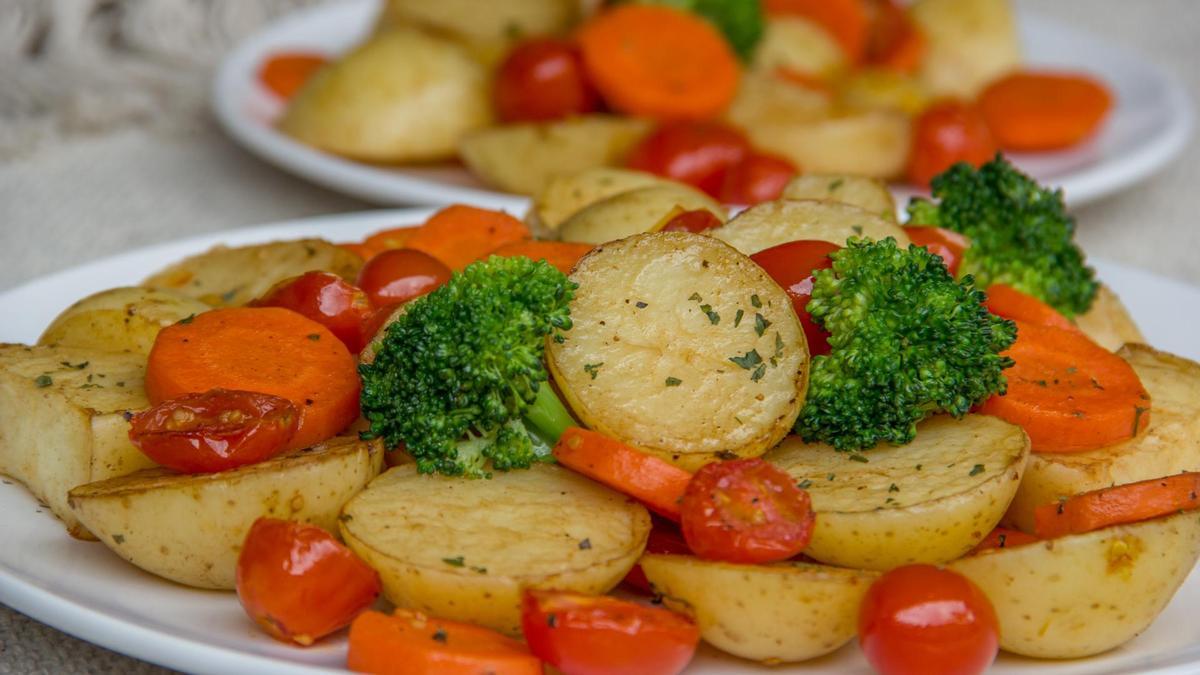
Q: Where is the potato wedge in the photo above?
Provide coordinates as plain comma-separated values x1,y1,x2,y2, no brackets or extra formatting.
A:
378,0,577,65
836,69,931,116
528,168,667,233
950,510,1200,658
766,415,1029,570
339,464,650,635
710,199,908,256
142,239,361,307
781,175,898,222
745,111,911,179
459,116,651,196
910,0,1020,98
547,232,808,471
641,554,878,663
753,16,846,79
68,435,383,589
38,287,209,355
1006,344,1200,532
1074,284,1145,352
725,70,832,131
558,184,726,245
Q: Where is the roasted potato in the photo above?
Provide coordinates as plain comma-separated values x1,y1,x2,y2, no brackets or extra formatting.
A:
142,239,361,307
1074,284,1145,352
279,28,490,163
641,554,878,662
910,0,1020,98
766,415,1030,570
950,510,1200,658
837,69,931,116
459,116,651,196
377,0,577,65
725,70,832,131
744,111,911,179
339,463,650,635
781,174,898,221
557,184,726,245
38,287,209,355
711,199,909,256
68,436,383,589
753,16,846,79
547,232,808,471
528,168,667,233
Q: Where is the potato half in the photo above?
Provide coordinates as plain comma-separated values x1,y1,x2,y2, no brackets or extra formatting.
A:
68,436,383,589
725,70,832,131
745,111,911,179
711,199,909,256
837,69,931,116
910,0,1020,98
378,0,577,65
950,510,1200,658
641,554,878,663
38,287,209,356
339,464,650,635
1074,284,1145,352
753,16,846,79
766,415,1029,570
558,184,726,245
529,168,666,233
781,175,898,222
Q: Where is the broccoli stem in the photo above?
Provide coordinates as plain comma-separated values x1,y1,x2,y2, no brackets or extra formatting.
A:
522,382,574,443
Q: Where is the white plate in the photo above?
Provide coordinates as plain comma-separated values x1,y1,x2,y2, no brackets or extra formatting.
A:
4,208,1200,674
213,0,1192,209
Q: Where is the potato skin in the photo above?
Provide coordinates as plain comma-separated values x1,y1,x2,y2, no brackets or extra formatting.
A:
781,174,898,222
910,0,1020,98
558,184,726,245
38,287,209,355
753,17,846,79
724,70,831,131
1074,284,1145,352
711,198,909,256
377,0,578,66
744,111,911,179
529,168,666,233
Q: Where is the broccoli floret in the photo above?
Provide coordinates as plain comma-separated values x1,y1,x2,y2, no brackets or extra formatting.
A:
358,256,576,477
906,155,1098,317
796,238,1017,451
631,0,764,60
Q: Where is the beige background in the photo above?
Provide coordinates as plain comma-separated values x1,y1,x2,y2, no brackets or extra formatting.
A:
0,0,1196,673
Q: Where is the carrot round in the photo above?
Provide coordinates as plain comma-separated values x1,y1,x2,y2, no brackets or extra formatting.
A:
259,52,327,99
984,284,1076,332
865,0,924,73
146,308,360,451
979,321,1150,454
1033,473,1200,539
347,610,540,675
577,5,739,120
553,427,693,520
487,240,594,274
765,0,870,63
979,71,1113,151
970,527,1038,554
405,205,530,271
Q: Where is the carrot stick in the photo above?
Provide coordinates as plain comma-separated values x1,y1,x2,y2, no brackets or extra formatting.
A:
146,308,360,451
405,205,530,271
553,427,693,520
970,527,1039,554
979,321,1150,454
487,240,594,274
577,5,739,120
347,610,540,675
984,284,1077,332
1033,473,1200,539
259,52,327,99
765,0,870,63
979,71,1113,151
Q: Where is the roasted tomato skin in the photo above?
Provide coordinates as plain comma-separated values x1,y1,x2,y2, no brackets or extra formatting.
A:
718,153,799,205
622,519,692,593
253,271,374,353
750,240,841,356
626,121,751,197
907,101,997,187
494,38,600,123
356,248,452,309
661,209,723,234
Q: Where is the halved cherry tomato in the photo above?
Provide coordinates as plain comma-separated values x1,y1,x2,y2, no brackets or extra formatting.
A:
718,153,799,205
494,38,600,123
253,271,374,353
902,225,968,276
622,519,692,593
356,248,452,308
750,240,840,356
237,518,380,646
128,389,298,473
521,590,700,675
865,0,925,73
907,101,997,187
859,565,999,675
259,52,326,99
661,209,723,234
626,121,751,197
679,458,816,564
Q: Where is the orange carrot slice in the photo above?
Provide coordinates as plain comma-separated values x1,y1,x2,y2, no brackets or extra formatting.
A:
1034,473,1200,539
487,240,593,274
985,284,1077,332
405,205,530,271
347,610,540,675
553,427,693,520
978,71,1113,151
259,53,327,99
765,0,870,63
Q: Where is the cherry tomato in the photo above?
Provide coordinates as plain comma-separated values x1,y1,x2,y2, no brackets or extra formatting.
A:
907,101,997,187
626,121,751,197
253,271,374,353
622,520,692,593
237,518,380,646
494,38,600,123
521,589,700,675
859,565,999,675
718,153,799,205
128,389,298,473
356,248,452,308
679,458,815,564
865,0,925,73
661,209,723,234
902,226,969,276
750,240,840,356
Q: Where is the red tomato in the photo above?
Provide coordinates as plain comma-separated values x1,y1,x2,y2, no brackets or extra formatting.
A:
128,389,298,473
237,518,380,646
494,38,600,123
902,226,969,276
521,590,700,675
749,240,840,356
859,565,999,675
661,209,723,233
907,101,997,187
719,153,799,205
357,248,452,308
623,520,692,593
679,458,815,564
253,271,374,353
626,121,751,197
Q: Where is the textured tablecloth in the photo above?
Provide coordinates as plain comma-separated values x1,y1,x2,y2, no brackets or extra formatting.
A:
1,1,1197,673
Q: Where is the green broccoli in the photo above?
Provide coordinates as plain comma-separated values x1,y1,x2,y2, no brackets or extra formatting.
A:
906,155,1098,317
358,256,577,477
630,0,764,60
796,238,1017,451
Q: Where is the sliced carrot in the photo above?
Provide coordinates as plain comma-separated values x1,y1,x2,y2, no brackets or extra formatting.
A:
984,284,1077,332
347,610,540,675
865,0,925,73
970,527,1039,554
553,427,693,520
765,0,870,63
980,321,1150,454
259,52,327,99
487,240,593,274
775,67,835,96
979,71,1113,151
577,5,739,120
145,308,360,451
356,226,416,261
1033,473,1200,539
405,205,530,271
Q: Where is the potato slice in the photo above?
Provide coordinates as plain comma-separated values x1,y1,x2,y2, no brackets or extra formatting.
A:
910,0,1020,98
339,464,650,635
38,287,209,356
753,16,846,79
745,111,911,179
459,116,651,196
766,415,1029,570
142,239,361,307
725,70,832,131
68,435,383,589
558,184,726,245
837,69,931,116
781,175,898,222
710,199,909,256
1074,284,1145,352
547,232,808,471
950,510,1200,658
641,554,878,663
528,168,667,233
1006,344,1200,532
378,0,577,65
